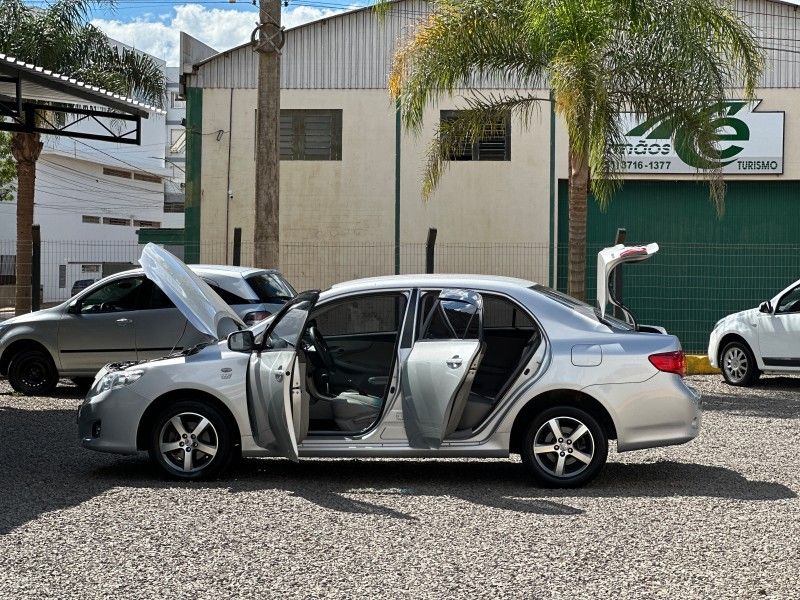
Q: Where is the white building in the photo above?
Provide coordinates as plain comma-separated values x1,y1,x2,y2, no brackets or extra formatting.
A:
1,47,171,304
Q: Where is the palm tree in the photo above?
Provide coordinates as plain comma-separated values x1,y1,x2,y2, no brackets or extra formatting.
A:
0,133,14,201
0,0,165,315
385,0,762,301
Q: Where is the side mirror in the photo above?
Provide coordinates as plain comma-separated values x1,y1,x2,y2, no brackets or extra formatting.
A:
759,301,773,314
227,330,255,353
67,300,80,314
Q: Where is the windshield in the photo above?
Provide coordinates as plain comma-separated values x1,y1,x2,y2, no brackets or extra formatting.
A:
531,285,633,330
246,273,296,303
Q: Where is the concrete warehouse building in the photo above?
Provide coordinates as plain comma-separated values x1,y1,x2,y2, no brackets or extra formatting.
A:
176,0,800,351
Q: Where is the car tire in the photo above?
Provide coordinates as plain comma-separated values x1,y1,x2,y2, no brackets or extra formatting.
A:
7,349,58,396
149,399,236,480
720,340,760,387
521,406,608,488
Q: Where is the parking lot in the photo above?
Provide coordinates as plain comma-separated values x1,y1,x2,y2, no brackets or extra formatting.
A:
0,376,797,599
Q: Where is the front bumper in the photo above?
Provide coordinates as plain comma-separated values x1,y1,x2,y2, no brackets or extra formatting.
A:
585,373,702,452
77,386,148,455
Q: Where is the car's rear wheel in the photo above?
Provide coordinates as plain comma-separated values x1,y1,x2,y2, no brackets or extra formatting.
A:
148,400,235,480
720,340,760,387
521,406,608,488
7,349,58,396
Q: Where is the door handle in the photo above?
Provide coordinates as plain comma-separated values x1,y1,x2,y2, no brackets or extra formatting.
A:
115,318,133,326
446,355,462,369
275,365,284,382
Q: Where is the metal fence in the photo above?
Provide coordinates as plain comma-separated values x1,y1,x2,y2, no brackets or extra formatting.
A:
3,238,799,353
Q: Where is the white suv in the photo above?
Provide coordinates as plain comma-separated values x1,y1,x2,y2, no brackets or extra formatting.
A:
708,279,800,386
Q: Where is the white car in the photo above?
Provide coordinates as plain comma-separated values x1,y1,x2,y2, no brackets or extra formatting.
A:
709,279,800,386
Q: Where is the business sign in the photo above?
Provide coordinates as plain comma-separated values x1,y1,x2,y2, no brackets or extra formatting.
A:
613,101,784,175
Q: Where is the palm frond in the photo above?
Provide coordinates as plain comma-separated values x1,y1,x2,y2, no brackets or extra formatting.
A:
390,0,763,211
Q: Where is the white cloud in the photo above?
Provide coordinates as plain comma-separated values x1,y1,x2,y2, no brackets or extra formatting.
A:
92,3,354,66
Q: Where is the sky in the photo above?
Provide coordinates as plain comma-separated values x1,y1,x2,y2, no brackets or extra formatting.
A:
89,1,371,66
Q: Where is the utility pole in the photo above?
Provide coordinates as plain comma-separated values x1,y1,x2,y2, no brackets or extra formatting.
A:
253,0,284,268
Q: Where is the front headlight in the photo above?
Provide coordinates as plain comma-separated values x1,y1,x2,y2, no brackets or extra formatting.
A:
93,369,145,395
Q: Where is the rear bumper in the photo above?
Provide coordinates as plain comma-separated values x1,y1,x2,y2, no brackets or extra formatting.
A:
584,373,702,452
77,387,146,455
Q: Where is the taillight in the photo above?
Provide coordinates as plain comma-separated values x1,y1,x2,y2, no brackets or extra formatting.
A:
244,311,271,325
649,351,686,377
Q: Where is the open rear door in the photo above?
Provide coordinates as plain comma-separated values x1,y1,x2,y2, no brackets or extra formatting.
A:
248,291,318,461
402,289,484,449
597,243,659,324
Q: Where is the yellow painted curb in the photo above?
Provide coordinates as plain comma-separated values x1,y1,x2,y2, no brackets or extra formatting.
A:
685,354,720,375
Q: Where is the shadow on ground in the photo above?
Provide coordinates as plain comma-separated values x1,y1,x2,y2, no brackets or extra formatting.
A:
699,376,800,419
0,398,795,532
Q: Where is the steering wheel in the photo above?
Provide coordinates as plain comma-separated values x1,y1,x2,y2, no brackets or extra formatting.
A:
99,302,115,312
306,325,335,370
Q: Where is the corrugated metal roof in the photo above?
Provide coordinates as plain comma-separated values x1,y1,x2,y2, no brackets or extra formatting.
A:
184,0,800,90
0,53,165,116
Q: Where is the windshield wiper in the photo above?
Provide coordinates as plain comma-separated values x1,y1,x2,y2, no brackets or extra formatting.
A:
184,341,213,356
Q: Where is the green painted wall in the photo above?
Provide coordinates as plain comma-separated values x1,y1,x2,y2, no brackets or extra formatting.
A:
184,87,203,263
557,180,800,352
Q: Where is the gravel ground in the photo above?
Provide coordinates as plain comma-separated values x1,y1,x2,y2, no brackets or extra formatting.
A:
0,375,798,599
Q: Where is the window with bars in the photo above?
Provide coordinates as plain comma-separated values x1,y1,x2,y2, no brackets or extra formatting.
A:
279,109,342,161
103,217,131,226
134,173,163,184
103,167,132,179
133,219,161,229
440,110,511,161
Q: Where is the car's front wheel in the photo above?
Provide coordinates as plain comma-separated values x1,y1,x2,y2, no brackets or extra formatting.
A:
149,400,236,480
521,406,608,488
7,348,58,396
720,340,760,387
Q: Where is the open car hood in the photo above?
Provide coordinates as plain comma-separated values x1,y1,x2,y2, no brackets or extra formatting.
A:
139,243,245,341
597,243,659,320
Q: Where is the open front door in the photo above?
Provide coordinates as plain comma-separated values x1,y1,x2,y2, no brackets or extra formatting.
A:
402,289,484,449
247,291,318,461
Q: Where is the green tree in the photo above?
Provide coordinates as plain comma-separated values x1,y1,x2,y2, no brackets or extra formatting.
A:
385,0,763,301
0,132,15,201
0,0,165,315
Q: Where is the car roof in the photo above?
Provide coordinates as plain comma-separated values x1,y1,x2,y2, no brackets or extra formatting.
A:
325,274,537,297
190,264,279,277
107,264,273,279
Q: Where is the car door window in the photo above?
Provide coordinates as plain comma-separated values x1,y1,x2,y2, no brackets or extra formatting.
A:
80,277,146,313
776,286,800,314
422,296,480,340
140,279,176,310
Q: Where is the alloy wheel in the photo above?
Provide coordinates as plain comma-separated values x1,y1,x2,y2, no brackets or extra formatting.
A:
723,346,749,383
159,412,219,473
532,416,595,478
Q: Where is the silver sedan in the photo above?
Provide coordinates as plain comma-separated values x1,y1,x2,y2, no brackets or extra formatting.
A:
77,243,701,488
0,265,294,395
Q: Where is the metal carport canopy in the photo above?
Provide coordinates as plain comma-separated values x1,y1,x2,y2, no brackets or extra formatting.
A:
0,53,164,145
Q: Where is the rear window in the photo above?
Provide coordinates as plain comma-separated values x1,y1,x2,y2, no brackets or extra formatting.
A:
246,273,296,304
531,285,633,330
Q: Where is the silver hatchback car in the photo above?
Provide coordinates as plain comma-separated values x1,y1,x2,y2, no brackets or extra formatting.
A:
77,244,701,488
0,265,295,395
